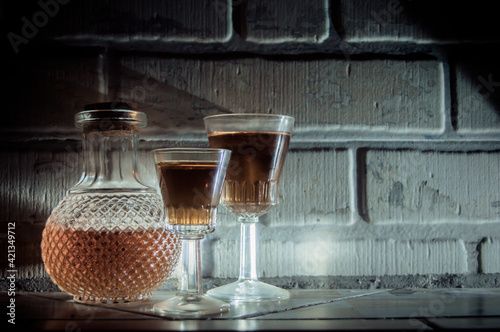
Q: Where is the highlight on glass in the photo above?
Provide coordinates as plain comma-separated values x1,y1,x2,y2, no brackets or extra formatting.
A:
203,113,294,302
41,103,181,304
152,148,232,317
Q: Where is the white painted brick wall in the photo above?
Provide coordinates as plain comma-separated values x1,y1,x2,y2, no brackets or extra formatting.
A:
366,150,500,224
2,0,500,287
0,146,164,223
121,57,443,134
456,61,500,133
480,238,500,273
244,0,330,43
50,0,232,42
212,239,296,278
211,238,468,278
341,0,500,43
0,150,82,222
0,148,352,225
295,239,468,276
213,150,352,227
279,150,351,226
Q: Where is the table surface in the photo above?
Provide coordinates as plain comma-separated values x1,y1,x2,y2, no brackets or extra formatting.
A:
3,288,500,331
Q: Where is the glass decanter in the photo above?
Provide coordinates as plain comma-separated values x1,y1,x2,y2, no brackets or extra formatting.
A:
41,102,181,304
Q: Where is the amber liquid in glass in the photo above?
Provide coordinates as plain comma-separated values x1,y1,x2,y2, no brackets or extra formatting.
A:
41,225,180,302
156,162,222,225
208,131,290,215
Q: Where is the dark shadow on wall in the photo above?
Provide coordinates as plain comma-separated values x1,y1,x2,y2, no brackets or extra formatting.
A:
398,1,500,130
334,0,500,130
448,47,500,131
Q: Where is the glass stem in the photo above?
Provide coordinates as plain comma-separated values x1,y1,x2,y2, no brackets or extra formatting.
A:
238,216,259,281
179,236,203,296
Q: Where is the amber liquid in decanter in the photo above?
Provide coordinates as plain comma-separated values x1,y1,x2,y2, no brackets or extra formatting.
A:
41,104,181,304
42,224,179,302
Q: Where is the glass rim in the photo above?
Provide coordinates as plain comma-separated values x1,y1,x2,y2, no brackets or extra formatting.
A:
153,148,231,164
153,147,231,154
203,113,294,121
75,110,147,128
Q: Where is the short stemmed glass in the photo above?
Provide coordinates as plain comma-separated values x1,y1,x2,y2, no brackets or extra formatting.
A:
152,148,231,317
203,114,294,302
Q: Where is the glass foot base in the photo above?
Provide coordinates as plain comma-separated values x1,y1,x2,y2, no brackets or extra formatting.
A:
153,294,229,317
206,279,290,302
73,293,151,304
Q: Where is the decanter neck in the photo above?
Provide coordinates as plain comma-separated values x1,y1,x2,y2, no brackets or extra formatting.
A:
70,126,152,193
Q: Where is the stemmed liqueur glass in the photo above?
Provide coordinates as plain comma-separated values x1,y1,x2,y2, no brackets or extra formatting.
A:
203,114,294,302
152,148,231,317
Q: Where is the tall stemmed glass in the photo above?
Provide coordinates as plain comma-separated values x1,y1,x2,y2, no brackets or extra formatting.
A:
203,114,294,302
152,148,231,317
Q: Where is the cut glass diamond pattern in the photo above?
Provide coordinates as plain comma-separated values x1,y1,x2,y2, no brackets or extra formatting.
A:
41,193,180,303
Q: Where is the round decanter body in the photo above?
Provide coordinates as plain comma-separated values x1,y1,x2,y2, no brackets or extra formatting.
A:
41,193,180,303
41,103,180,303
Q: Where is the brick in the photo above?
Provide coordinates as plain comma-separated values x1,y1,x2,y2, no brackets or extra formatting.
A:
0,146,160,223
480,238,500,273
109,58,226,137
211,149,351,227
122,57,443,133
0,146,348,228
0,144,161,279
0,149,82,222
244,0,330,43
342,0,500,43
212,239,468,277
279,149,351,225
365,150,500,224
455,60,500,132
296,239,468,276
41,0,232,45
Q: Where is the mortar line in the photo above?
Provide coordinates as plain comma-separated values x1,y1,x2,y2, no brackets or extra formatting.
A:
3,130,500,146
